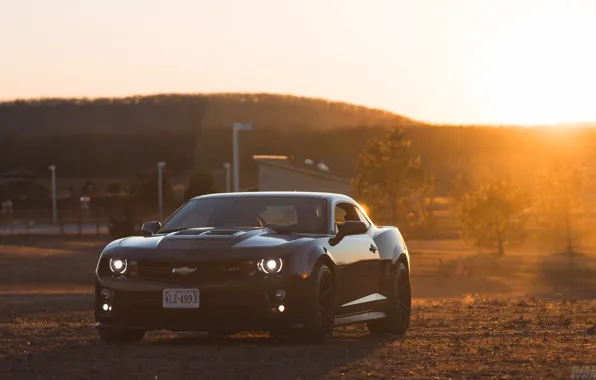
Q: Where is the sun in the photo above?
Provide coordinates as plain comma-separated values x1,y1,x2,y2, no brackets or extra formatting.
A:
465,1,596,126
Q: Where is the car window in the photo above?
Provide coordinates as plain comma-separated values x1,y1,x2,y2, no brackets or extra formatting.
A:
258,205,298,225
334,202,368,233
355,207,371,229
159,197,328,234
334,206,347,225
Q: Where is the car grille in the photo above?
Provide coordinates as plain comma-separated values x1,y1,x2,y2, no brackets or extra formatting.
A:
136,260,258,284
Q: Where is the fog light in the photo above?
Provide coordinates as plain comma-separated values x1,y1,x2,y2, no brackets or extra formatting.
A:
274,289,286,300
100,288,111,299
277,305,285,312
102,303,109,311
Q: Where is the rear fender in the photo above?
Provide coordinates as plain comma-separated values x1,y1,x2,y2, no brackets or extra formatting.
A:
372,226,410,272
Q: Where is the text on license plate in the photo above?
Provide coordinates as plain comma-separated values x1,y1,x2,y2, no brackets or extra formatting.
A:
162,288,199,309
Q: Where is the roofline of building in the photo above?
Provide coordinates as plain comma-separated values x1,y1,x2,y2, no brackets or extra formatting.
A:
252,155,289,160
253,158,351,184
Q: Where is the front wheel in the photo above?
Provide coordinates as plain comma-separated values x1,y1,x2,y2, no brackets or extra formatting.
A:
295,263,336,344
98,328,145,345
367,261,411,335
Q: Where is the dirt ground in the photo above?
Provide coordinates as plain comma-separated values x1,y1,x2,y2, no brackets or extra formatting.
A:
0,236,595,379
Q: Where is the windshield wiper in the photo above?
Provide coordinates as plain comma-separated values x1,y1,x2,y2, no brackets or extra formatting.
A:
157,227,194,234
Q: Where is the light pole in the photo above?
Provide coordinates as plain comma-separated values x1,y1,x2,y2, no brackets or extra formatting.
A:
223,162,231,193
48,165,57,224
157,161,166,221
232,122,252,192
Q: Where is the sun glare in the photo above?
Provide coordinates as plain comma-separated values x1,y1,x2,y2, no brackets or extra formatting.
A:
470,1,596,126
358,203,371,218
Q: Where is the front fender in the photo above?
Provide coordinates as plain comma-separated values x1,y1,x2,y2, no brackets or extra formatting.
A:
300,238,335,276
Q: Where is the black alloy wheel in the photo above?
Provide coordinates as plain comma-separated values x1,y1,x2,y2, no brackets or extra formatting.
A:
367,261,411,335
294,263,336,344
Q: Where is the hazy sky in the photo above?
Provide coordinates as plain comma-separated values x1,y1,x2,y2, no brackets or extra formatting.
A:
1,0,596,125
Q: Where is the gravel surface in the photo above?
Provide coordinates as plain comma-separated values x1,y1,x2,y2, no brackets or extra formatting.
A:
0,237,594,379
1,295,594,379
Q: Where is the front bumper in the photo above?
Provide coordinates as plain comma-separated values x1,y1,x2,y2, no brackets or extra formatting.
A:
94,274,310,332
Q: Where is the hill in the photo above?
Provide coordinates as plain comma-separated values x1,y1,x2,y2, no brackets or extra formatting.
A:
0,93,422,135
1,93,595,197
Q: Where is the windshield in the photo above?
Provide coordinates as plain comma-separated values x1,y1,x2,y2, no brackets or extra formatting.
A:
158,196,328,234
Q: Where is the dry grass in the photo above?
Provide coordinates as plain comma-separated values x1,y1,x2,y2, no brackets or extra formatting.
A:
0,236,594,379
409,237,596,299
0,298,594,379
0,236,105,288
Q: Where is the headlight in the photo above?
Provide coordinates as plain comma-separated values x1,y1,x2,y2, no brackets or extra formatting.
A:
109,258,128,274
257,258,283,274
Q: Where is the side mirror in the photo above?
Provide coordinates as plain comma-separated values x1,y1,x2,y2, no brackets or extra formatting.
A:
141,221,161,236
329,221,368,246
337,221,368,236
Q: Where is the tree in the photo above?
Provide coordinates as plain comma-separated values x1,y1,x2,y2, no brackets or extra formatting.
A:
451,172,472,201
185,169,216,200
534,159,590,255
352,128,435,234
456,180,528,256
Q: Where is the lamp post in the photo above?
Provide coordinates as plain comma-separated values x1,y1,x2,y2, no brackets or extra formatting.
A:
223,162,231,193
232,122,252,192
157,161,166,221
48,165,57,224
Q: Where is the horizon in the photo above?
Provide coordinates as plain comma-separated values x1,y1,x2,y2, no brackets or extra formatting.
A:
2,91,596,128
2,0,596,125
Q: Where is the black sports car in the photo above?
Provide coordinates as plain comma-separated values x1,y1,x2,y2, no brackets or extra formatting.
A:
94,191,412,344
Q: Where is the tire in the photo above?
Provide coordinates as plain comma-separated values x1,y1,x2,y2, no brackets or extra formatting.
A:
295,263,336,344
367,261,411,335
98,328,145,344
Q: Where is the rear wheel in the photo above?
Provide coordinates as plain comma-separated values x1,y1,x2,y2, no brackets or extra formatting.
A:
367,261,411,335
295,263,336,344
98,328,145,344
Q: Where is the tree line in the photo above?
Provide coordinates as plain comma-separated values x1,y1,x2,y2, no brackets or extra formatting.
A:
0,93,414,135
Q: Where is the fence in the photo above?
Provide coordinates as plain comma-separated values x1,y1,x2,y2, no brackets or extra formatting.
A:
0,208,108,236
0,200,183,237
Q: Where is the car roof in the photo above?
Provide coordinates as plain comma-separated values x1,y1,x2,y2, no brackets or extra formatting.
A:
192,191,356,203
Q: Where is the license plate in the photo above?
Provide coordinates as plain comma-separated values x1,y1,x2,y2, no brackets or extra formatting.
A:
162,288,199,309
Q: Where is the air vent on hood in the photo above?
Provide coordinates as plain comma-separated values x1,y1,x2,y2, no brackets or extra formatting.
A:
201,230,241,236
171,229,243,237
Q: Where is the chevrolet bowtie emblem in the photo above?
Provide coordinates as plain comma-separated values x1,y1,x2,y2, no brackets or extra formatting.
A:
172,267,197,275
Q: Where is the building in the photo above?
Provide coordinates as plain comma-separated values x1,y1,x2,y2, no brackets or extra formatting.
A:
252,155,352,195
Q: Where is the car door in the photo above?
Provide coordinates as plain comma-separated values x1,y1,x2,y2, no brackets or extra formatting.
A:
331,202,378,315
353,206,385,299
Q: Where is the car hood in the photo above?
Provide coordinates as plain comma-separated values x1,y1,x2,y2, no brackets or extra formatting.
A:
102,227,323,259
